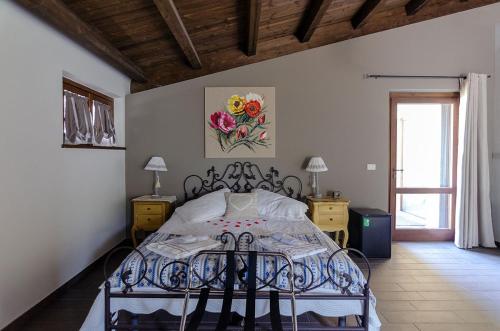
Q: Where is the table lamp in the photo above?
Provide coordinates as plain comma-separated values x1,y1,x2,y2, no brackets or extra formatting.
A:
306,156,328,198
144,156,167,198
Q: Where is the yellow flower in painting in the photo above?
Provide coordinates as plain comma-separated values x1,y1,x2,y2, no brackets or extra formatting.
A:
227,95,246,115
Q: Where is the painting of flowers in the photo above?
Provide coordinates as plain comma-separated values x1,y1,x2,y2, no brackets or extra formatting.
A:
205,87,275,158
209,93,269,152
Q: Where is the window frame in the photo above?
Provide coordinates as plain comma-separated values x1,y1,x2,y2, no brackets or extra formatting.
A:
62,78,124,150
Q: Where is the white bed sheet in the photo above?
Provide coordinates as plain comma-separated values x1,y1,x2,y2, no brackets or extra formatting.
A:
81,215,381,330
159,212,319,236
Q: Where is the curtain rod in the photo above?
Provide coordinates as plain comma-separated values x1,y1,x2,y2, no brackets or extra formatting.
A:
364,74,491,79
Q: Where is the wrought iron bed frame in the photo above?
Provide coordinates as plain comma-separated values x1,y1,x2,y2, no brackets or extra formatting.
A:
182,162,303,201
103,162,373,330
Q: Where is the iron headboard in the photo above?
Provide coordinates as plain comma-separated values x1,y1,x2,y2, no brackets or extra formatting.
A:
183,162,303,201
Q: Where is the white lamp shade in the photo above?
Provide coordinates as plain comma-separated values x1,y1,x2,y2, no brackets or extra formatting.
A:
144,156,167,172
306,156,328,172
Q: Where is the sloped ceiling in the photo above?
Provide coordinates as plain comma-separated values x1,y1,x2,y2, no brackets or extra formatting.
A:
15,0,500,93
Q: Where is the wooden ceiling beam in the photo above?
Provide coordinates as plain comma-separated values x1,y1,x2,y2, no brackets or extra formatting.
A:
14,0,146,82
351,0,382,29
153,0,202,69
405,0,431,16
246,0,262,56
296,0,334,43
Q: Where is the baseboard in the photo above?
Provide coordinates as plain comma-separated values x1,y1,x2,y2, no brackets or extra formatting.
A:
3,238,130,331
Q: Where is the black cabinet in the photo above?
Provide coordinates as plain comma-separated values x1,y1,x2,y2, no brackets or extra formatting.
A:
348,208,392,258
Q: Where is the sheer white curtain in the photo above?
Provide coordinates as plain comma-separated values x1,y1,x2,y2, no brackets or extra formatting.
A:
64,91,92,144
455,73,496,248
93,100,116,145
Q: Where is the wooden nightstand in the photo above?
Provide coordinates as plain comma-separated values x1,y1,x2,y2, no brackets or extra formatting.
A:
307,196,350,248
131,195,176,247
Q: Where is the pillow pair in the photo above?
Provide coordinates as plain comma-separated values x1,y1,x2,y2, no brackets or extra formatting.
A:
176,187,307,223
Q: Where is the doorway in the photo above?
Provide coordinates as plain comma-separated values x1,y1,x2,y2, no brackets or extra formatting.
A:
389,92,459,241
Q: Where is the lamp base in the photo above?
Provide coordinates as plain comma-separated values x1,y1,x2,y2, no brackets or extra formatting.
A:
151,194,161,199
311,173,322,199
153,171,161,197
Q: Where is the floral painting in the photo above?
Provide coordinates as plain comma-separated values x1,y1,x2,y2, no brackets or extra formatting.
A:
205,87,275,158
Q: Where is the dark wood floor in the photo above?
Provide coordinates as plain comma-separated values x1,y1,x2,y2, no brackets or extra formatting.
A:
6,249,129,331
7,242,500,331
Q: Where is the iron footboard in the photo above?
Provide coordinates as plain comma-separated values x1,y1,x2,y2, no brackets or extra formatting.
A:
103,232,372,330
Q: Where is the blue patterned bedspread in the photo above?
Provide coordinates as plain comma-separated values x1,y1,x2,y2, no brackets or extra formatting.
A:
109,232,368,295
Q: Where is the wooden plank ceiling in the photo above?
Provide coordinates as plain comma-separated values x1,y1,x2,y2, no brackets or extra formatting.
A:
15,0,499,93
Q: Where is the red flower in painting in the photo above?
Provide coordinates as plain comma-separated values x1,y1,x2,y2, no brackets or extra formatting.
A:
258,114,265,125
259,131,267,140
209,112,221,129
209,111,236,134
244,100,261,118
236,125,248,139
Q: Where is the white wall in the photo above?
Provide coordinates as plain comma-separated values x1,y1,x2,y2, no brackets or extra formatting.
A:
0,1,130,328
126,4,500,241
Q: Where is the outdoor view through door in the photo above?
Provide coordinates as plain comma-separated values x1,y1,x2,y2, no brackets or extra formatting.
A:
390,93,459,241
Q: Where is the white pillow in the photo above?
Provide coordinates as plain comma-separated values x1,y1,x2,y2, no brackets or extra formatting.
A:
176,188,230,223
224,192,259,219
254,189,308,220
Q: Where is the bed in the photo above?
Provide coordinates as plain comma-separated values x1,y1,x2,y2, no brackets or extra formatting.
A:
81,162,381,330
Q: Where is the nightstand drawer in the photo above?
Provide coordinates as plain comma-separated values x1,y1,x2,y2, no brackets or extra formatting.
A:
135,214,163,229
318,204,345,215
317,214,345,226
135,204,163,215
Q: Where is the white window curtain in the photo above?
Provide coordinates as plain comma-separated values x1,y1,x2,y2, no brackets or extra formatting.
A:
93,100,116,146
455,73,496,248
64,91,92,144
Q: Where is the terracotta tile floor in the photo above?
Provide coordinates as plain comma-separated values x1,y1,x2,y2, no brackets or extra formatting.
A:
371,242,500,331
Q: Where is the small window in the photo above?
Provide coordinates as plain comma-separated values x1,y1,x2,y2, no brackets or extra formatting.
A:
63,78,116,147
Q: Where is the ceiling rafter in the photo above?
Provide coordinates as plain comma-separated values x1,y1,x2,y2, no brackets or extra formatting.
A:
14,0,146,82
351,0,383,29
245,0,262,56
405,0,431,16
295,0,334,43
153,0,202,69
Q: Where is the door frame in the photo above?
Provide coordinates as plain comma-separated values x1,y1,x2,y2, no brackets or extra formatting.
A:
389,92,459,241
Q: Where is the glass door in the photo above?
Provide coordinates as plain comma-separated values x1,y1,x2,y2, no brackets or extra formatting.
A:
389,93,459,241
